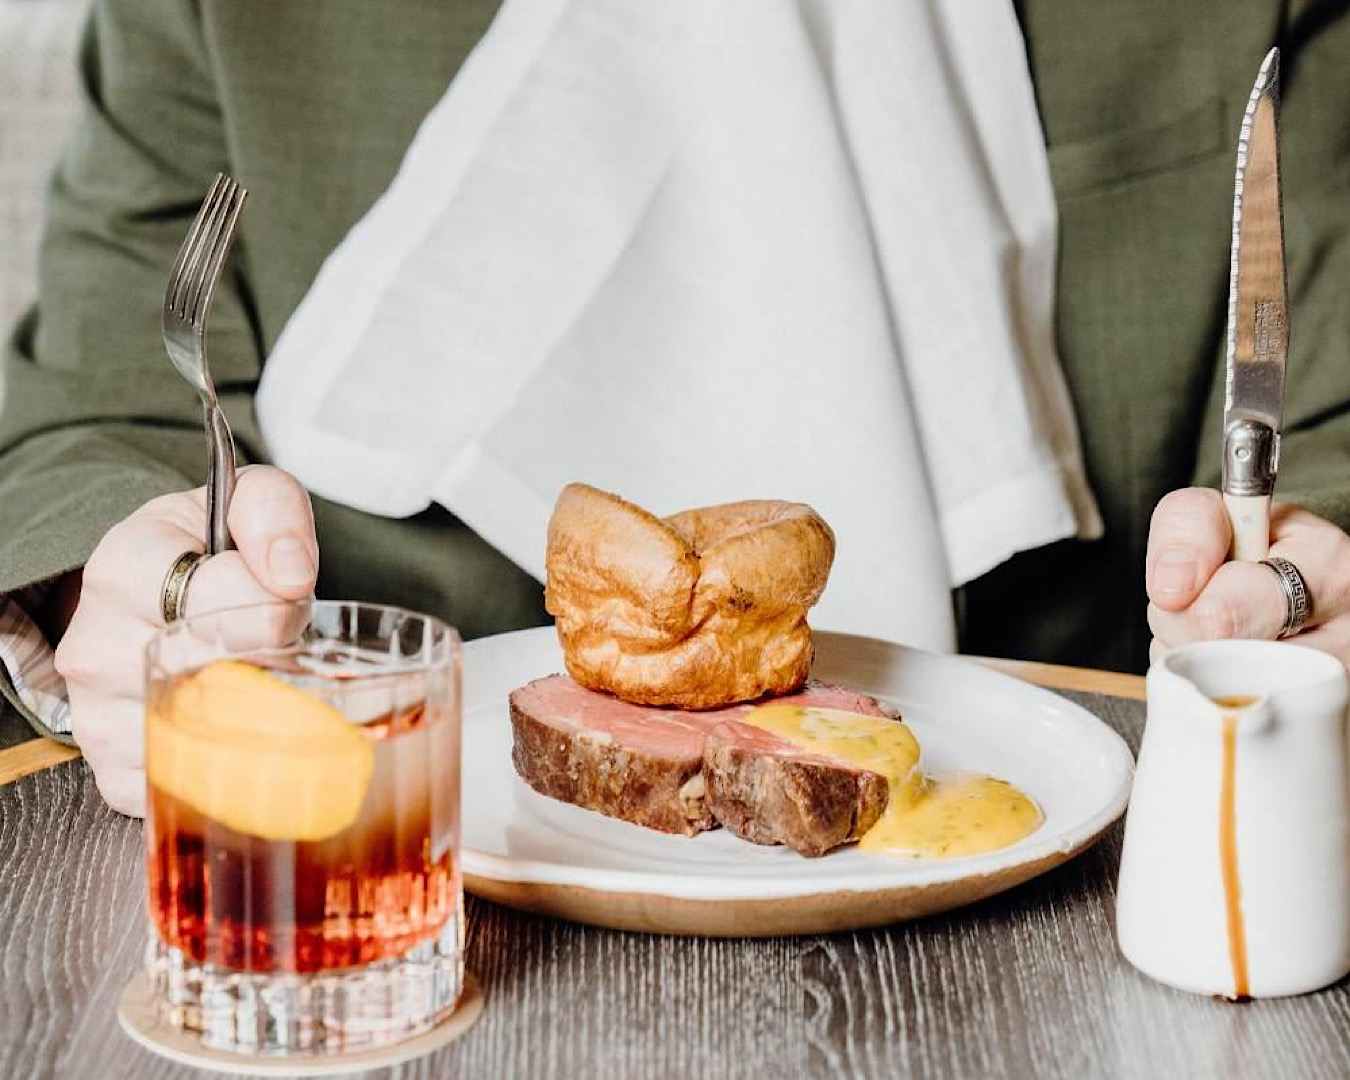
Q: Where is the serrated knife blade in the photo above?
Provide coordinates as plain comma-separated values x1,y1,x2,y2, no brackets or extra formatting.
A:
1222,47,1288,562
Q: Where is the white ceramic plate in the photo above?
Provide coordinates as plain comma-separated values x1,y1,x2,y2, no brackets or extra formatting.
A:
461,627,1134,935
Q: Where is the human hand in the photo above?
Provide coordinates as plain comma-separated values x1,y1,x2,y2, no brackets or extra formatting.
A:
54,466,319,816
1146,488,1350,668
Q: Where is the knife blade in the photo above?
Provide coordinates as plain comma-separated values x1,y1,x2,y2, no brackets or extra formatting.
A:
1222,47,1288,562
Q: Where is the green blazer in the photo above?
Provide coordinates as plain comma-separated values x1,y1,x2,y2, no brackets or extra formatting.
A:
4,0,1350,740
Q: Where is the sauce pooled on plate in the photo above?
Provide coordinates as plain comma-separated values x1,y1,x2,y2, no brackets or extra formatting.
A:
741,705,1042,858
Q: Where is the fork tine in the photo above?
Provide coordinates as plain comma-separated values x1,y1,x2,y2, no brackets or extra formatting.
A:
167,174,226,317
180,178,238,322
171,176,231,317
174,180,230,319
170,193,224,319
184,178,245,327
189,182,247,330
164,174,225,315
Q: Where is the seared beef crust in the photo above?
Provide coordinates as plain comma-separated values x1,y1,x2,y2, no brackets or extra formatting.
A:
703,730,889,857
509,698,716,836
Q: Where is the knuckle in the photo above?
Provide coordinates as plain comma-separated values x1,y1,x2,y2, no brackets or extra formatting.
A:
1196,591,1246,641
53,633,95,685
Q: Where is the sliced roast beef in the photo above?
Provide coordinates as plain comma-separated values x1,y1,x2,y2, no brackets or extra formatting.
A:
702,720,890,857
509,675,720,835
509,674,899,848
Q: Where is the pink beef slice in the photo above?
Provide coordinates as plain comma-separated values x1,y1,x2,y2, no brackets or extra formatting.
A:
701,721,889,857
509,675,722,835
508,675,898,843
702,685,899,857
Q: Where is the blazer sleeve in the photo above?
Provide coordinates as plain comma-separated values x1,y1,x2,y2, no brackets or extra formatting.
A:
0,0,265,738
0,0,268,595
1191,5,1350,527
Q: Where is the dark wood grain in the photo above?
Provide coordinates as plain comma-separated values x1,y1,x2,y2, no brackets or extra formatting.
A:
1,693,1346,1080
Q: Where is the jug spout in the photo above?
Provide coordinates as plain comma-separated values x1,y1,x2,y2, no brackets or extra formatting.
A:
1156,640,1347,735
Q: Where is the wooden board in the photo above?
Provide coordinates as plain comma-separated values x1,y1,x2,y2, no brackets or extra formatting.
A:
974,656,1146,700
0,738,80,786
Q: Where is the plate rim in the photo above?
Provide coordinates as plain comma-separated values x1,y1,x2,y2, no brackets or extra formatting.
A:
460,627,1134,902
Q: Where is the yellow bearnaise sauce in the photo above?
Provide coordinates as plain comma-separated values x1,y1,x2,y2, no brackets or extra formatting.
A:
742,705,1043,858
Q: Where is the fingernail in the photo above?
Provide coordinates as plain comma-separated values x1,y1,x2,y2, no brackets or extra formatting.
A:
268,537,315,590
1154,547,1195,596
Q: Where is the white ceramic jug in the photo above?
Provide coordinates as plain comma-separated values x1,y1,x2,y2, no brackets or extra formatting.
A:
1117,639,1350,998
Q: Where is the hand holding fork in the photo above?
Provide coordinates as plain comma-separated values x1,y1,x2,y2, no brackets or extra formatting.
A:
56,173,324,815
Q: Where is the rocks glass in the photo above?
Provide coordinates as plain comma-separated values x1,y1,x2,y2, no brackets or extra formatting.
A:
143,600,463,1055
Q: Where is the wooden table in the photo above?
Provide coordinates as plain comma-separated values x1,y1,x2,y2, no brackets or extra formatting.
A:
1,663,1346,1080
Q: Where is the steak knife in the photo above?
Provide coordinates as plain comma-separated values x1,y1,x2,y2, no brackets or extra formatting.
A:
1222,47,1288,562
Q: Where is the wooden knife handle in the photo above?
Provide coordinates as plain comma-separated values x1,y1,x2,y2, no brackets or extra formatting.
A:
1224,492,1271,562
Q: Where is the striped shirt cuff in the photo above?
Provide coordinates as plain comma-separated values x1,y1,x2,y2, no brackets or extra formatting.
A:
0,589,72,736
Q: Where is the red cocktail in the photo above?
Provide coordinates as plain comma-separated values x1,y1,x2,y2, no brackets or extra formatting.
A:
144,601,462,1056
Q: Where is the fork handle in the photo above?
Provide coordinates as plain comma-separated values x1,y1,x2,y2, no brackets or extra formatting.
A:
205,402,237,554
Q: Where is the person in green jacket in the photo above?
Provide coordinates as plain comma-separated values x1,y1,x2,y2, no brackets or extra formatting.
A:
3,0,1350,815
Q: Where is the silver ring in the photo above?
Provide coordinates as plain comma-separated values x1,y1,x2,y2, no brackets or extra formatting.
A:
160,550,208,624
1260,556,1313,638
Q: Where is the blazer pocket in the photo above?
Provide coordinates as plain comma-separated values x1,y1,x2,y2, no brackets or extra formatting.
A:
1048,96,1227,197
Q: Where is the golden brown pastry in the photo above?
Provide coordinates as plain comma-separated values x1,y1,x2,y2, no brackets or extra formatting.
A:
545,483,835,709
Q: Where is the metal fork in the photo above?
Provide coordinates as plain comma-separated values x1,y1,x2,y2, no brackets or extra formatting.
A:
162,173,248,555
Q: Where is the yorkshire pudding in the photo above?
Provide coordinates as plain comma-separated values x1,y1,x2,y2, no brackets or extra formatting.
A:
544,483,836,709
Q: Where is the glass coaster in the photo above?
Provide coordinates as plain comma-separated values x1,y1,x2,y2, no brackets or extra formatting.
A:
118,968,483,1076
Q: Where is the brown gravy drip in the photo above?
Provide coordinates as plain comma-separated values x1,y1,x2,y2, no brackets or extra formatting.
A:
1217,707,1251,1002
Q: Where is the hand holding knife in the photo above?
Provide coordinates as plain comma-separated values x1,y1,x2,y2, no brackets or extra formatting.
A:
1148,47,1322,658
1222,47,1288,564
1218,47,1317,640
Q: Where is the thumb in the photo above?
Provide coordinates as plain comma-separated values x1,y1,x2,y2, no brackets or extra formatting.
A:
1145,487,1233,612
225,465,319,599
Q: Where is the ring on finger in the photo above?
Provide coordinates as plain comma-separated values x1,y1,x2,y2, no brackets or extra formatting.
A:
1260,556,1313,638
160,550,208,624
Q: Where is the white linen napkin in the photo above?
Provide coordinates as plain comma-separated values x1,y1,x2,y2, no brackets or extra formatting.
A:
256,0,1102,651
